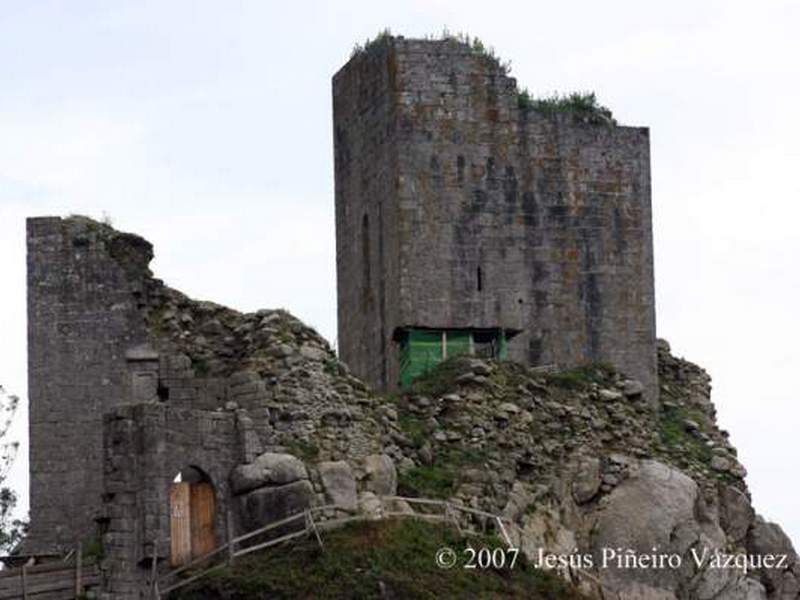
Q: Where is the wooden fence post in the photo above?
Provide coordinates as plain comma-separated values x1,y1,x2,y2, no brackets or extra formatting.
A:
445,503,462,535
150,539,159,600
226,508,235,565
21,564,28,600
306,510,324,550
75,541,83,597
495,517,513,548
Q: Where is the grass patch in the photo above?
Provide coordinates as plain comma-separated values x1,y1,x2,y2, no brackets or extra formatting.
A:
544,363,615,390
488,361,530,389
398,465,457,499
658,405,712,465
405,357,471,398
323,357,339,377
519,91,616,124
350,29,513,76
398,447,490,499
397,413,429,449
285,439,320,461
170,519,585,600
350,27,393,57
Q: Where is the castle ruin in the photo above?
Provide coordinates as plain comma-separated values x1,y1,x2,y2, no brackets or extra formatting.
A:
19,35,662,598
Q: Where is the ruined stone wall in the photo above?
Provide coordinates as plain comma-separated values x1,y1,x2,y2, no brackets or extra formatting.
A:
333,38,656,397
26,216,153,551
102,402,241,599
25,215,383,594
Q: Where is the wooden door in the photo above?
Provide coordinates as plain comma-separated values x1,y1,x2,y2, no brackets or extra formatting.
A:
190,482,216,558
170,482,192,567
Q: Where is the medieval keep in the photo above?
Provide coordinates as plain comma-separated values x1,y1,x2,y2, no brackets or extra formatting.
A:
333,36,656,397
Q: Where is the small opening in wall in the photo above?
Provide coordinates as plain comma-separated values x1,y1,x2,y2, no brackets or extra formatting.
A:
157,382,170,402
477,267,483,291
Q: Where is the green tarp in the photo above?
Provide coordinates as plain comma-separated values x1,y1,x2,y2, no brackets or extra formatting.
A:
445,330,471,358
399,328,507,387
399,329,443,387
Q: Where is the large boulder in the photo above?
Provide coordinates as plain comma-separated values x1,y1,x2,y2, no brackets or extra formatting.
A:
572,456,601,504
719,484,755,544
318,460,358,511
588,460,726,598
746,516,798,596
237,480,314,532
231,452,308,495
363,454,397,496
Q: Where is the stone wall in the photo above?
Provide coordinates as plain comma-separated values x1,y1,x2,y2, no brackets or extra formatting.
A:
333,41,402,390
102,402,240,599
26,216,153,552
25,215,385,595
333,37,657,398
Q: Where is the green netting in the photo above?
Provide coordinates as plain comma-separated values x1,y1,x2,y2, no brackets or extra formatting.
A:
399,330,443,387
445,330,471,358
498,330,508,359
398,328,510,387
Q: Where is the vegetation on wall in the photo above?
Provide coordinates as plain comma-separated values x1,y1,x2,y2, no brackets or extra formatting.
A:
350,27,393,58
350,29,616,125
351,28,511,75
0,385,27,554
518,90,617,124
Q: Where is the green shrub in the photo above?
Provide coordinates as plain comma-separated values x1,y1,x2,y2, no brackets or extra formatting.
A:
521,91,616,124
544,363,615,390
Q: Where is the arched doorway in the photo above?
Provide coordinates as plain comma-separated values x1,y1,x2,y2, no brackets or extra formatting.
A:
169,466,216,566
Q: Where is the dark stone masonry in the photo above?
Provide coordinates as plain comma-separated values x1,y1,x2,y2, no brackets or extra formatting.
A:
26,216,154,553
25,216,383,598
333,37,657,398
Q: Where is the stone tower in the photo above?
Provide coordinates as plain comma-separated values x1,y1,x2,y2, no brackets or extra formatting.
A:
333,36,657,396
26,216,155,551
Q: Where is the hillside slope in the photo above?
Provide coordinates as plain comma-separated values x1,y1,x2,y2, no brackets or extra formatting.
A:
171,519,588,600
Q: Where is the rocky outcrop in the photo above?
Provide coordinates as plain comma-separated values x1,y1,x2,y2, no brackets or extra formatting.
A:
232,451,314,531
747,518,799,597
363,454,397,496
318,460,358,511
342,345,797,599
588,460,725,597
237,480,315,532
230,452,309,495
196,313,798,600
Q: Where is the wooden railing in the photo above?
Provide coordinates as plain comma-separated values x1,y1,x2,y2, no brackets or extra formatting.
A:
153,495,623,600
152,496,517,598
0,543,99,600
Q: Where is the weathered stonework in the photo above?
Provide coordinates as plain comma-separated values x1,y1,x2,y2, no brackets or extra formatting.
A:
333,37,657,397
102,403,239,597
22,214,799,600
26,216,154,552
25,216,385,597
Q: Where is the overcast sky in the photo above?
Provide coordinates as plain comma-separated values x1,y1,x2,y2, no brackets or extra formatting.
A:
0,0,798,547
